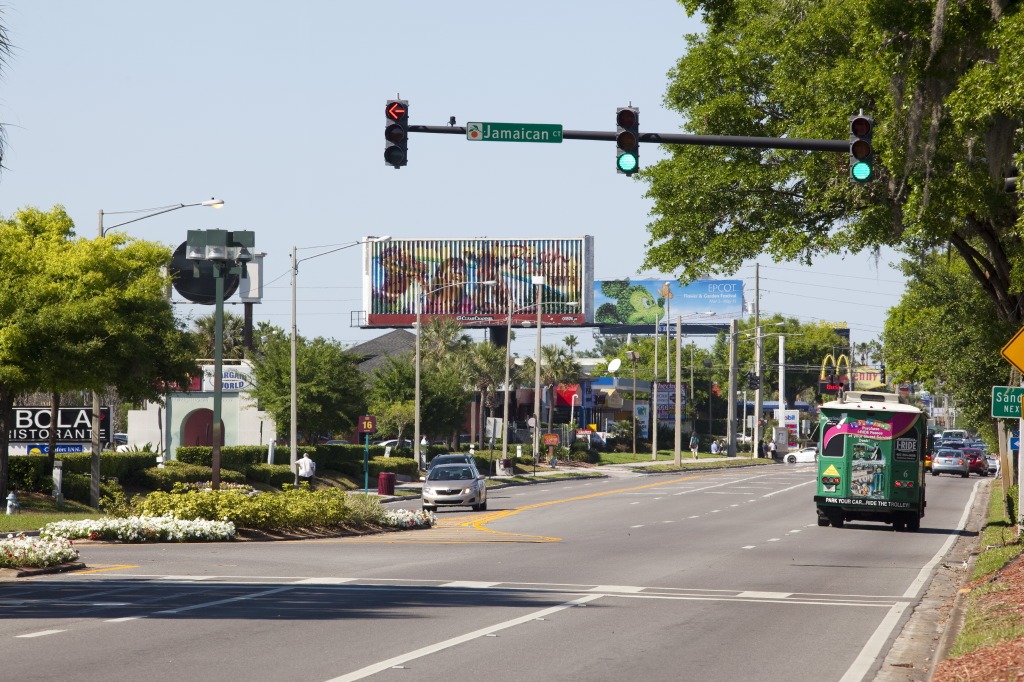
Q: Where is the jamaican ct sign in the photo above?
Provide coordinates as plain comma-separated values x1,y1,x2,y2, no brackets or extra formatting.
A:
8,407,112,444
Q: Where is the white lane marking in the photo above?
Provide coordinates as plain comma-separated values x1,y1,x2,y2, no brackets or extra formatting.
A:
711,510,721,513
742,545,756,549
768,538,780,542
326,594,602,681
441,581,499,589
731,504,740,507
902,480,981,599
159,575,212,581
839,603,908,682
688,515,699,519
704,491,754,495
789,530,802,533
630,502,640,505
630,525,644,528
662,520,674,524
17,629,65,638
762,480,816,498
155,585,295,615
105,616,142,623
737,591,792,599
590,585,644,593
294,578,356,585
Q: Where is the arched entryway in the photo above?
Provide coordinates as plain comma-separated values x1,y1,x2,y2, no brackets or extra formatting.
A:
182,408,225,447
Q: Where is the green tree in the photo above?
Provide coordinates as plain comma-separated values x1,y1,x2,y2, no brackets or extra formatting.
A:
643,1,1023,326
192,311,247,360
0,206,201,496
469,341,508,447
247,332,365,441
883,254,1010,438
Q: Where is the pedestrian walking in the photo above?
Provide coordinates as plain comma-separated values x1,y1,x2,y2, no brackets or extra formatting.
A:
768,439,777,460
689,433,699,460
297,452,316,485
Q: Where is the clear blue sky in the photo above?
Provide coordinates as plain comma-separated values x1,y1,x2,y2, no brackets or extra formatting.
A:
0,1,903,358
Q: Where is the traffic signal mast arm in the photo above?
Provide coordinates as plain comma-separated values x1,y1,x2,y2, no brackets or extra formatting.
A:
409,124,850,153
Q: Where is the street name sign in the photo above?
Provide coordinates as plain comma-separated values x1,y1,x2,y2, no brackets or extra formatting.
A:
466,122,562,143
991,386,1024,418
1000,326,1024,373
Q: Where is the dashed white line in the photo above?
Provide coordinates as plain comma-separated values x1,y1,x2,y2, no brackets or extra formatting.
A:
742,545,756,549
17,630,65,638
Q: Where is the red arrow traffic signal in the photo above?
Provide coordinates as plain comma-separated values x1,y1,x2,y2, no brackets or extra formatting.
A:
386,101,407,121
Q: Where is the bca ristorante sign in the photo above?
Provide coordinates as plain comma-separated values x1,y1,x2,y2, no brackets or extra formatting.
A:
8,407,112,444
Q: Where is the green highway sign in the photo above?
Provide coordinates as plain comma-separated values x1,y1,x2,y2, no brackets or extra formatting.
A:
466,122,562,143
991,386,1024,418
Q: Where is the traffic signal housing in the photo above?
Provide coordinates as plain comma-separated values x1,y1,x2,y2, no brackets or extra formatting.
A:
616,106,640,175
849,114,873,182
385,99,409,169
747,372,760,391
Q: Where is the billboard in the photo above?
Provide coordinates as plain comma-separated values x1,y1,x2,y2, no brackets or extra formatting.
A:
593,279,743,325
8,406,112,444
363,237,594,328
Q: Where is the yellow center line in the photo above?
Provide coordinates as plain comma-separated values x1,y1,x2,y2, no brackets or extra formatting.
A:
440,472,717,540
73,564,139,575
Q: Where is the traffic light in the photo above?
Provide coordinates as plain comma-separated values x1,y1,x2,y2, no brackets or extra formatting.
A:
747,372,760,390
616,106,640,175
385,99,409,169
849,114,873,182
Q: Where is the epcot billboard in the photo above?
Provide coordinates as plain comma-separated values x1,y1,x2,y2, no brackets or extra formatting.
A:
362,237,594,328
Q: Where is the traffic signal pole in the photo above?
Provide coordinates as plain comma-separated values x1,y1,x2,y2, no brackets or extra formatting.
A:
408,124,849,153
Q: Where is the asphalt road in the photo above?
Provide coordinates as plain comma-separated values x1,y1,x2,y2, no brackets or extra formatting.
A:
0,464,984,682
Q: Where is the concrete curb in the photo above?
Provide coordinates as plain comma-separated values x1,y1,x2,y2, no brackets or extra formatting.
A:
0,561,87,579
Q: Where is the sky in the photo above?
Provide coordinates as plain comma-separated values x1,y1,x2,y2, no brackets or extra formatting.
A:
0,1,904,360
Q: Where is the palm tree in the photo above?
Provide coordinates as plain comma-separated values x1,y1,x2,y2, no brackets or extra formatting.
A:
192,311,246,360
533,344,582,433
468,342,508,449
563,334,579,357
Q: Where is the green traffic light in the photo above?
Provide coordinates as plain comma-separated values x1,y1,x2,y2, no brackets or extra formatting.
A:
617,153,638,173
851,161,872,182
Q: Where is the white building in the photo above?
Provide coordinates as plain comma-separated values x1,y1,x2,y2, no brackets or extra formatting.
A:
127,359,276,459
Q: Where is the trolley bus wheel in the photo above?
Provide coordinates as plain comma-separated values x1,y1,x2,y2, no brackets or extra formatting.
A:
907,516,921,532
827,512,845,528
817,516,830,527
892,519,906,531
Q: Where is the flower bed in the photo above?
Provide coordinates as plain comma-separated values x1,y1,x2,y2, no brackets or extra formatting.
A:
0,534,80,569
382,508,434,528
40,516,236,543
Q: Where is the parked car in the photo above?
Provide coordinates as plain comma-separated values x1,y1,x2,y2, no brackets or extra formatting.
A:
784,447,817,464
931,448,969,477
325,439,349,445
374,438,412,449
427,453,479,472
421,464,487,512
986,455,1000,475
962,448,989,477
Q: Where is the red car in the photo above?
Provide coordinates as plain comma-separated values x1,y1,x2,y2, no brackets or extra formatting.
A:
961,448,989,477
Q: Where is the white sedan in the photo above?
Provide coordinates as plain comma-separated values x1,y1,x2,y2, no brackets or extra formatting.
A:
784,447,818,463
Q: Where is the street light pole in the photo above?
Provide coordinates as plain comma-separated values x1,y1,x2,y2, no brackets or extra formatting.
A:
674,315,683,466
92,198,223,508
532,276,545,461
625,350,639,455
290,238,389,481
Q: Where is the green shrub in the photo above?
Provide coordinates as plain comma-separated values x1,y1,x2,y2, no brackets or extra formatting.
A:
136,461,246,492
60,474,124,505
246,463,296,488
133,487,380,531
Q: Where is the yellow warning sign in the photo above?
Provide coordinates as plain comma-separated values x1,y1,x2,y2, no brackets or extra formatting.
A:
822,464,840,477
1001,325,1024,374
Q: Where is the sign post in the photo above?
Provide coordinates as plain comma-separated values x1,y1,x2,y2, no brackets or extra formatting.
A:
998,328,1024,525
357,415,377,495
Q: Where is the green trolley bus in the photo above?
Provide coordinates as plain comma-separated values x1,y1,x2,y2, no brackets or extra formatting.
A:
815,391,926,531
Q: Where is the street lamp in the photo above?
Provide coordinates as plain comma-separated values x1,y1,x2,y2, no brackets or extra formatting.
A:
501,298,578,464
90,197,224,508
625,350,640,455
290,237,390,483
414,279,497,468
653,311,714,461
186,229,256,490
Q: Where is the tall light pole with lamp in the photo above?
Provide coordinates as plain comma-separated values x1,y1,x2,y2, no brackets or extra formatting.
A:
290,237,390,483
92,198,223,507
531,276,545,461
186,229,256,490
625,350,640,455
414,279,497,469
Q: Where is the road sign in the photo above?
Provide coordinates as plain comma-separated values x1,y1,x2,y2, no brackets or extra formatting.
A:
542,433,560,446
1010,437,1020,450
466,122,562,143
357,415,377,434
1000,326,1024,373
991,386,1024,418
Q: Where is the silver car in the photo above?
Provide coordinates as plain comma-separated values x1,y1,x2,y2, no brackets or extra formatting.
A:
931,448,969,477
422,464,488,512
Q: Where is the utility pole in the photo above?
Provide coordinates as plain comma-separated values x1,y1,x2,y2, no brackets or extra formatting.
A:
727,319,737,457
753,264,763,456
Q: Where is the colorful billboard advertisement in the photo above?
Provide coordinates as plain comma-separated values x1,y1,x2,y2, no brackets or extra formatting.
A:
363,237,594,327
593,279,743,325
